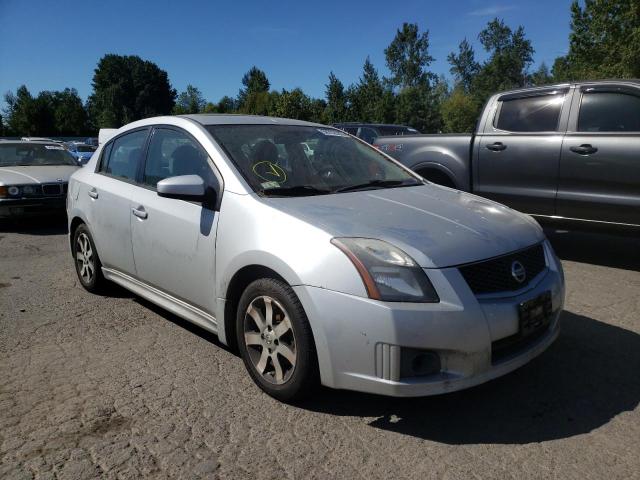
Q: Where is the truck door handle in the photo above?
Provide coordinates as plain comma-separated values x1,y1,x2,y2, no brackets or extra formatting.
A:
570,144,597,155
486,142,507,151
132,206,148,219
88,188,98,199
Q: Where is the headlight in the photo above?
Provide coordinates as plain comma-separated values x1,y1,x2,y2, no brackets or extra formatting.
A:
331,237,439,302
8,186,20,196
22,185,36,195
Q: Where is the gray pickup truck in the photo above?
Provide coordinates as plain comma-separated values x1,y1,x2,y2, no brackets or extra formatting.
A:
374,80,640,227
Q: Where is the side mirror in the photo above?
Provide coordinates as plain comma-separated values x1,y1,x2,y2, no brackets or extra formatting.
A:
157,175,206,202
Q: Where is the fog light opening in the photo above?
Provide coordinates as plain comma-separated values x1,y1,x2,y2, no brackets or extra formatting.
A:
400,349,441,379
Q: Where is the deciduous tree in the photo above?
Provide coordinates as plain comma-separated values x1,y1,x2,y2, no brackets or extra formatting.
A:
88,54,176,128
384,22,434,89
553,0,640,81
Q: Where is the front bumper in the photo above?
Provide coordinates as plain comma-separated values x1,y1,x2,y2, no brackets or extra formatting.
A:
0,197,67,218
294,241,565,397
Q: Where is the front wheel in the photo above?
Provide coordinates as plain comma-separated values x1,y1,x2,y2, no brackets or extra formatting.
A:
72,224,105,293
236,278,318,402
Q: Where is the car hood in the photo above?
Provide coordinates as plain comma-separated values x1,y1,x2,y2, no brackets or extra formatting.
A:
0,165,79,185
264,185,545,268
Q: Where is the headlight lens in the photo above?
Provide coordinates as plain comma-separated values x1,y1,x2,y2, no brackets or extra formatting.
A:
8,186,20,196
22,185,36,195
332,237,439,302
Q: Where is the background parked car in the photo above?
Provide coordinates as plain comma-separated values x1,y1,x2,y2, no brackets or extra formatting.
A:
65,142,97,166
20,137,60,143
374,80,640,228
0,140,79,217
333,123,419,144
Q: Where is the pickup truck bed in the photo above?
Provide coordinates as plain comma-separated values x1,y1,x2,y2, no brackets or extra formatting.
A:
376,134,473,191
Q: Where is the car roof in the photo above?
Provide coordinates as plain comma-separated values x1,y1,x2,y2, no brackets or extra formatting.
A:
0,140,63,146
333,122,414,129
181,114,326,128
496,79,640,97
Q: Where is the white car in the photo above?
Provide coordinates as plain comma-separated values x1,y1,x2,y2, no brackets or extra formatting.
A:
67,115,564,402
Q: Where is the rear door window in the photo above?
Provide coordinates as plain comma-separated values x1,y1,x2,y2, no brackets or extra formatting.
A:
578,91,640,132
495,94,564,132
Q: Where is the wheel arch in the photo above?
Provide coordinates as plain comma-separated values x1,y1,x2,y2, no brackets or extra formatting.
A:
68,215,86,250
413,163,459,189
221,264,289,351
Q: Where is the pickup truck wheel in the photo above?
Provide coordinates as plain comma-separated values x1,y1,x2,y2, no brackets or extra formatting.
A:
236,278,318,402
72,224,105,293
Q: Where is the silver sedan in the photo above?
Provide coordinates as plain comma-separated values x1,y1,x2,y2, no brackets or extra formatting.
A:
0,140,79,218
67,115,565,402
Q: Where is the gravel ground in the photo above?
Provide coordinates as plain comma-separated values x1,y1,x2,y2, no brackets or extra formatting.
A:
1,217,639,479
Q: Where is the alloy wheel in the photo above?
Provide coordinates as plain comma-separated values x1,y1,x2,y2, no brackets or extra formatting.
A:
243,295,297,384
75,232,95,284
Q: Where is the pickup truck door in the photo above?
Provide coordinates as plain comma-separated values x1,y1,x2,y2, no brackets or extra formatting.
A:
474,88,570,215
557,85,640,226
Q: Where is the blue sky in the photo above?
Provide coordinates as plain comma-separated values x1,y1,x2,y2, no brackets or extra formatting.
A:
0,0,574,105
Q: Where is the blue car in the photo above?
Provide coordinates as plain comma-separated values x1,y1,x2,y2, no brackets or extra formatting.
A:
66,143,97,166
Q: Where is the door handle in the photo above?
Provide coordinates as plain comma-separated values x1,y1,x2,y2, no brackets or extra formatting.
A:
132,206,148,219
88,188,98,199
570,144,598,155
486,142,507,152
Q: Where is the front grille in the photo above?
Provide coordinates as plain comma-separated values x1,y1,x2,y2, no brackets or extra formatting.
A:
42,183,66,196
459,244,546,295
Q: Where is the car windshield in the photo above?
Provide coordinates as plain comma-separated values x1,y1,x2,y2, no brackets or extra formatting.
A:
0,144,78,167
207,125,421,196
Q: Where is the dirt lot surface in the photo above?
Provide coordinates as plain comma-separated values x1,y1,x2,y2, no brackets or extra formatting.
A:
1,218,639,479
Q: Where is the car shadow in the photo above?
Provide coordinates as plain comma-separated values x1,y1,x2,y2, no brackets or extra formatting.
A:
133,296,235,355
0,215,68,235
543,225,640,272
297,311,640,444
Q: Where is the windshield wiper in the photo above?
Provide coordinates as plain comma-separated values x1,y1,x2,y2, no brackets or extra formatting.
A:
261,185,332,197
333,179,421,193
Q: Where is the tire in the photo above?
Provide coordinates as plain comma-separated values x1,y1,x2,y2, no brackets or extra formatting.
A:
236,278,319,402
72,223,105,293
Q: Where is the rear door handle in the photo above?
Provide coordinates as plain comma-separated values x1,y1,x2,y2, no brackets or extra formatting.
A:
88,188,98,199
486,142,507,152
132,206,148,219
570,144,597,155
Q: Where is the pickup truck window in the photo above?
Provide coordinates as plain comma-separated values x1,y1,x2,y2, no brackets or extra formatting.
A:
495,94,563,132
578,92,640,132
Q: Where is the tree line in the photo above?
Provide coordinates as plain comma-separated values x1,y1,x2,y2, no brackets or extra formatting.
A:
2,0,638,137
